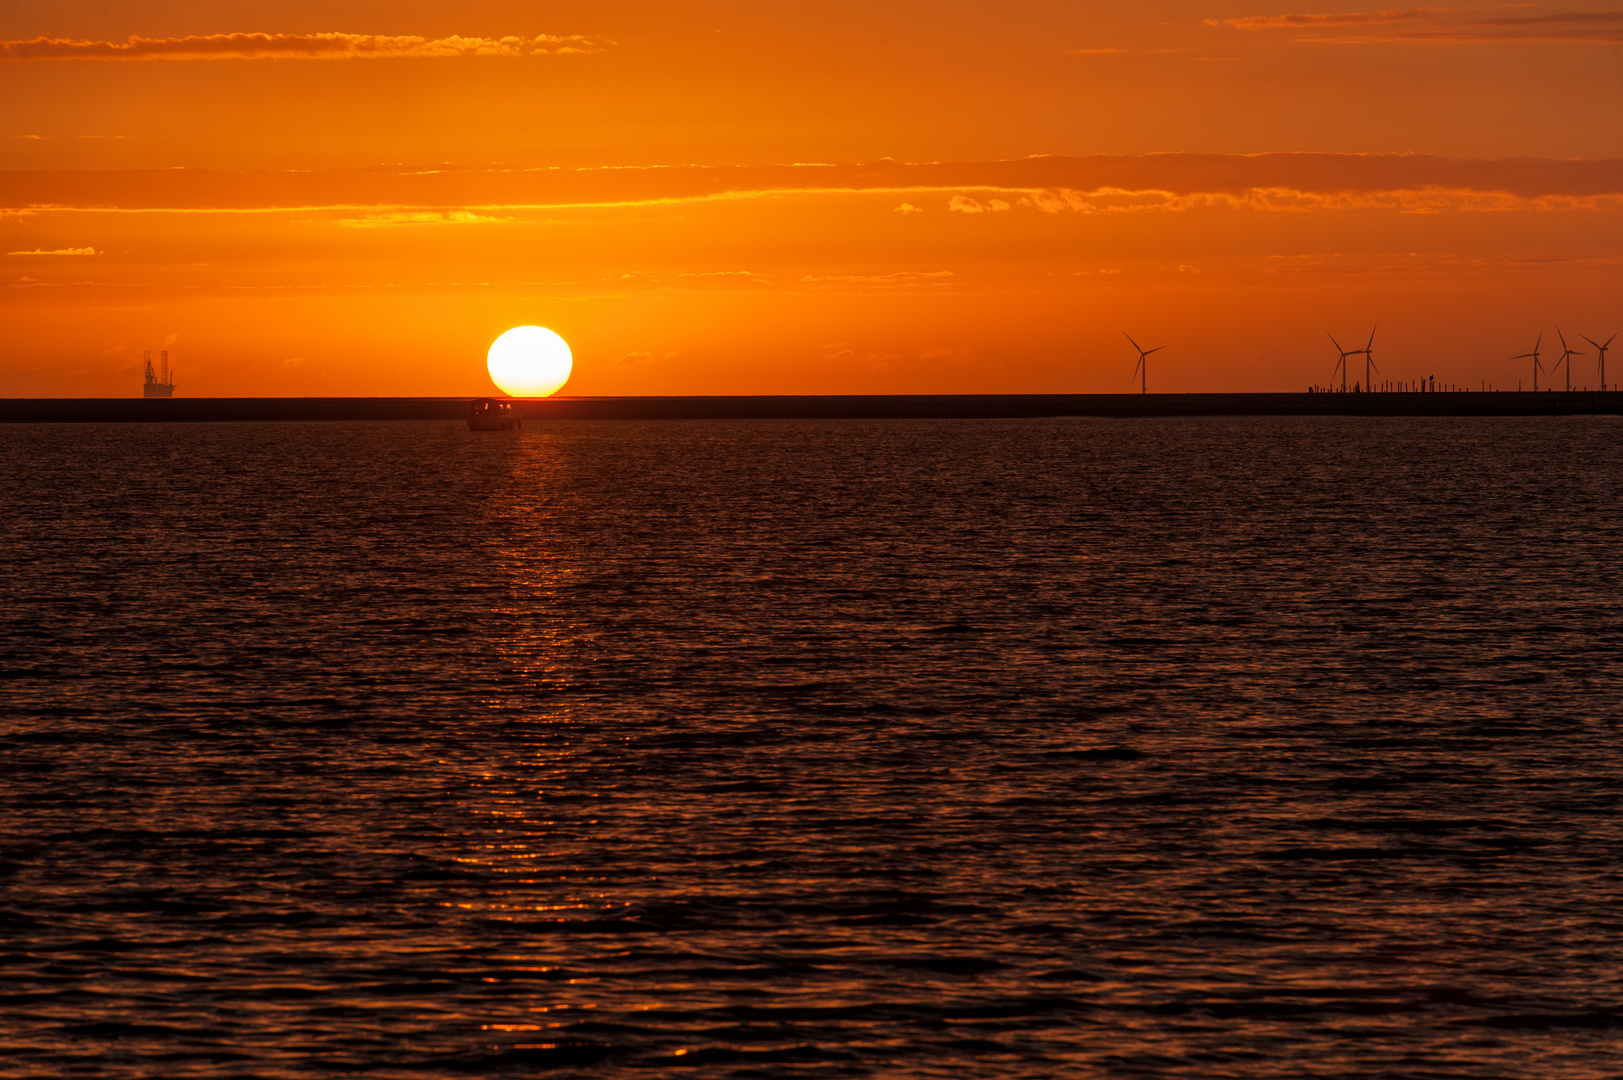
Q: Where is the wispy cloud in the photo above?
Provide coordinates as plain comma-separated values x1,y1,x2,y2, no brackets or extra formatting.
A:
6,156,1623,217
336,210,516,228
948,195,1012,213
802,271,956,287
8,246,97,255
1215,8,1438,30
1482,8,1623,25
1210,6,1623,43
0,32,600,62
615,350,676,366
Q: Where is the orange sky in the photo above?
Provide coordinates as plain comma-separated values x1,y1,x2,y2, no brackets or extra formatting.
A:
4,1,1623,396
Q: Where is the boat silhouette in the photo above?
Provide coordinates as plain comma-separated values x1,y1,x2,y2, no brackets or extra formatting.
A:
467,398,521,431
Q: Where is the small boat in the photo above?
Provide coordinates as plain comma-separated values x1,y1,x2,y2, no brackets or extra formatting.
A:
467,398,521,431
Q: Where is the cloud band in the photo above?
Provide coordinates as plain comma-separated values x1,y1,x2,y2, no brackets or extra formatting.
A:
0,32,597,62
4,155,1623,210
1211,8,1623,43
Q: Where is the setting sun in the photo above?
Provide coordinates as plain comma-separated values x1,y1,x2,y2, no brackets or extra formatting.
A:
486,326,572,398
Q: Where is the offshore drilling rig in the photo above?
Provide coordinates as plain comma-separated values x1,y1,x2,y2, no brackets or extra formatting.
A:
142,350,175,398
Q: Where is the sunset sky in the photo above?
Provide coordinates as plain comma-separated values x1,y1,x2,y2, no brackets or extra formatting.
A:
4,0,1623,396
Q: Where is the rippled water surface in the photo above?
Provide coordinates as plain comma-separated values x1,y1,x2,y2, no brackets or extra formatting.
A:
3,417,1622,1078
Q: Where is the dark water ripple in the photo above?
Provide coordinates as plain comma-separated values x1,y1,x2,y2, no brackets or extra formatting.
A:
2,417,1621,1078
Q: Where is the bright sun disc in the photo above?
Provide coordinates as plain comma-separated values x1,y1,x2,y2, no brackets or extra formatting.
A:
487,326,572,397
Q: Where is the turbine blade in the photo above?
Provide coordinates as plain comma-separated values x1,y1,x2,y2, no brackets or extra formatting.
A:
1146,346,1166,355
1328,334,1343,353
1606,333,1618,348
1366,325,1377,350
1124,333,1141,352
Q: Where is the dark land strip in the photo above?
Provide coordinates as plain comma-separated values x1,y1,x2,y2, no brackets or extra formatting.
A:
3,393,1621,423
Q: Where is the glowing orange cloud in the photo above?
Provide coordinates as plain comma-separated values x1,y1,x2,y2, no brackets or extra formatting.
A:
1217,10,1438,31
5,156,1621,214
1212,7,1623,43
0,32,601,63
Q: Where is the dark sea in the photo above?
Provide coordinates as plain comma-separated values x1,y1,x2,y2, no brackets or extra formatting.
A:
3,417,1621,1079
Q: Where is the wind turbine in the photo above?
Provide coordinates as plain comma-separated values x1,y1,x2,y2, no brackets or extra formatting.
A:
1328,333,1366,392
1554,327,1585,392
1583,333,1615,390
1362,326,1379,391
1511,330,1545,392
1125,333,1164,394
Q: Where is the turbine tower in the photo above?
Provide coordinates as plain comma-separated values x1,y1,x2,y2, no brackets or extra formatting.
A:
1328,333,1366,392
1511,330,1545,392
1125,333,1164,395
1584,333,1615,390
1554,328,1585,392
1362,326,1378,391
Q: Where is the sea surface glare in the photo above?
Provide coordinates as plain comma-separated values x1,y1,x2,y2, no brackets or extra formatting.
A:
2,417,1621,1079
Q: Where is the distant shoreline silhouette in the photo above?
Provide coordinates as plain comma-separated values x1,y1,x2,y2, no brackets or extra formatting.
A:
2,392,1620,423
